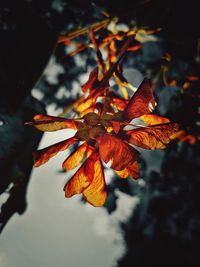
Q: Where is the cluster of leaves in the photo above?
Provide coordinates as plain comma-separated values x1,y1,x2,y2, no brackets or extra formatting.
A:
27,18,179,206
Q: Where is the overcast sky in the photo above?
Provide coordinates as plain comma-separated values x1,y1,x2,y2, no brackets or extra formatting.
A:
0,126,139,267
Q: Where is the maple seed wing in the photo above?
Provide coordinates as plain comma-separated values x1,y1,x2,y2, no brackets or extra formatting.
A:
123,79,156,121
34,137,77,167
83,159,107,207
64,152,98,197
127,123,179,149
140,114,170,126
26,114,77,131
115,161,139,179
97,134,140,171
62,143,87,170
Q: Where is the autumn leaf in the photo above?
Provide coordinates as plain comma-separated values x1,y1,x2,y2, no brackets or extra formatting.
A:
64,151,99,197
140,114,170,126
123,79,156,121
115,161,139,179
62,143,88,170
126,122,179,149
97,134,140,171
33,137,78,167
26,114,78,131
83,159,107,206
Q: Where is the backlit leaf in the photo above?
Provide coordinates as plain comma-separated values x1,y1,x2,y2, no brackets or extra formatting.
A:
115,168,129,178
127,161,139,179
111,121,120,134
83,159,106,207
27,114,77,131
64,151,99,197
97,134,140,171
123,79,156,121
34,137,78,167
127,123,179,149
62,143,87,170
140,114,170,126
115,161,139,179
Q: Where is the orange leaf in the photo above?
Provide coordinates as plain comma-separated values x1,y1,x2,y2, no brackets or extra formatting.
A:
33,137,78,167
127,123,179,149
123,79,156,121
111,121,120,134
97,134,140,171
26,114,77,131
115,168,129,179
81,67,99,92
140,114,170,126
108,40,117,63
115,161,139,179
127,161,139,179
111,96,128,111
64,151,99,197
80,105,95,117
83,159,107,206
62,143,87,170
76,89,103,113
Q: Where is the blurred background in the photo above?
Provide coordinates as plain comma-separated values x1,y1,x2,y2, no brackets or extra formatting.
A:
0,1,200,267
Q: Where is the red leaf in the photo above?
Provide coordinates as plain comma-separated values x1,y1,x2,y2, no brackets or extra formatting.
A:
97,134,140,171
111,121,120,134
123,79,156,121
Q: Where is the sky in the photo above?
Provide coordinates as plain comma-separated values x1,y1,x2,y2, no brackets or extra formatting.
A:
0,127,139,267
